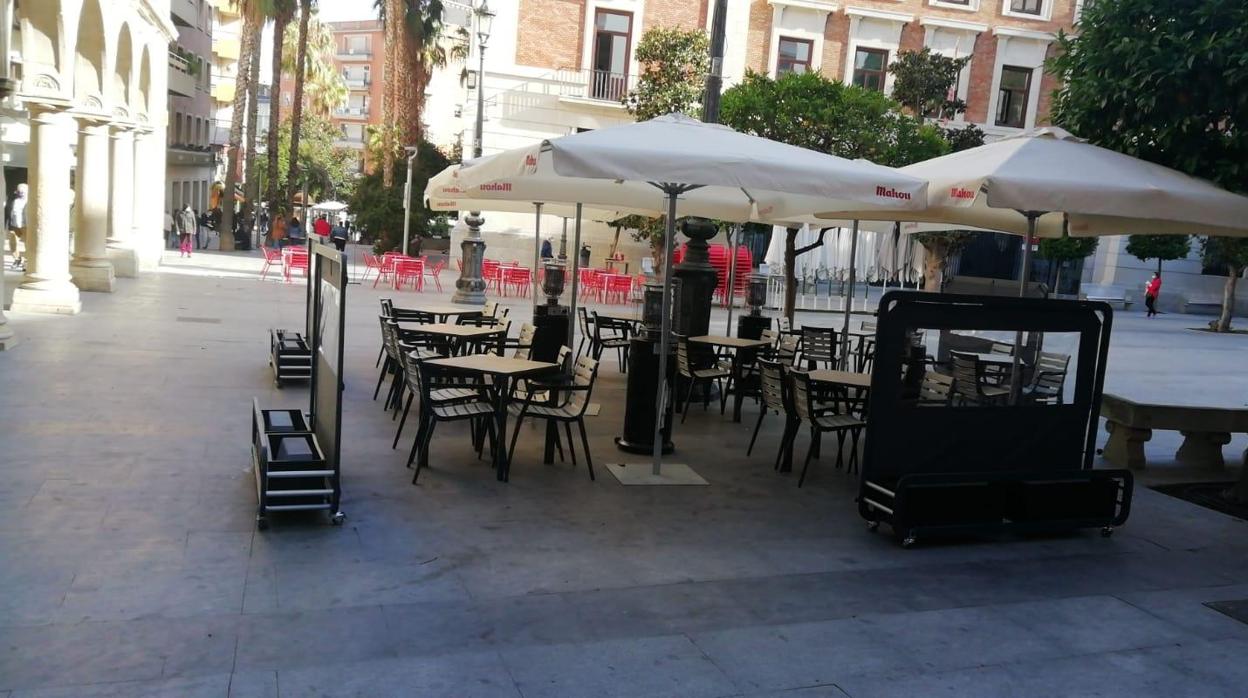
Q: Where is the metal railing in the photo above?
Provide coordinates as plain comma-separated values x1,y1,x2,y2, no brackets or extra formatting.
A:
334,106,370,118
552,67,636,103
336,49,372,59
168,50,193,75
342,76,371,89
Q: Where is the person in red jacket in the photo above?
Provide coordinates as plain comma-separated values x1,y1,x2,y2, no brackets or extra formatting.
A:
313,214,331,240
1145,272,1162,317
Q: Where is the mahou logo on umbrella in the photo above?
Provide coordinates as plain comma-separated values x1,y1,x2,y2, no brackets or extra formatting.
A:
947,185,979,206
875,185,912,201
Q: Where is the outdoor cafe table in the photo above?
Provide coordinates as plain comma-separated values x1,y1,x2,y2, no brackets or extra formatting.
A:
809,369,872,390
405,323,506,355
424,354,558,482
393,302,484,323
690,334,772,423
594,309,642,326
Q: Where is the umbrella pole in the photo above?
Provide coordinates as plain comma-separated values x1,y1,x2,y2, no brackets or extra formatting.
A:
893,222,901,290
1010,212,1039,403
653,189,679,476
840,221,859,368
532,202,543,313
725,223,740,335
568,203,583,350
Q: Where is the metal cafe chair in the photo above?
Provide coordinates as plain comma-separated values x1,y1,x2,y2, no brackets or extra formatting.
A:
747,359,791,475
949,351,1010,406
1023,351,1071,405
409,361,498,483
507,356,601,481
790,369,866,485
799,326,838,370
675,335,731,422
590,311,631,371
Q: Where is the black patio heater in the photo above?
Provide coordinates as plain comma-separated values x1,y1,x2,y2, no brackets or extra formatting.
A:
616,279,681,454
531,260,570,363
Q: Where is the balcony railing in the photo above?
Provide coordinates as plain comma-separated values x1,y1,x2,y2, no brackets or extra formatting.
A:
343,76,371,89
168,50,196,98
336,49,372,60
553,68,637,103
334,106,370,118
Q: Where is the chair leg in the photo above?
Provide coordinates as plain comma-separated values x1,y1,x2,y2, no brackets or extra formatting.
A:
812,428,822,459
393,392,413,449
681,380,695,423
577,420,595,481
508,405,530,463
747,410,766,456
849,429,862,474
799,435,815,488
375,345,384,368
563,421,577,465
835,431,846,471
390,374,406,418
373,357,391,400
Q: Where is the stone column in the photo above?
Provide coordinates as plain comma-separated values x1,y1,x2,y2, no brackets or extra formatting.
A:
70,119,114,292
11,105,81,314
135,122,167,271
452,212,487,305
106,124,138,278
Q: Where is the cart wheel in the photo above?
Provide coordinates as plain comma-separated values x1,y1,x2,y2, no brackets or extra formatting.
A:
274,377,283,389
867,521,880,532
331,512,345,526
1100,526,1114,538
901,535,917,548
256,515,269,531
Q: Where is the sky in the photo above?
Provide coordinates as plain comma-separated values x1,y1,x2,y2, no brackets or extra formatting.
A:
316,0,380,23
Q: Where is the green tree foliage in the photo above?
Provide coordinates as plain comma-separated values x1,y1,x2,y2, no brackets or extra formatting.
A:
1049,0,1248,330
1039,234,1099,293
888,47,969,120
1199,237,1248,331
269,112,359,204
942,123,985,152
1125,234,1191,274
349,141,451,254
623,27,710,121
720,70,948,318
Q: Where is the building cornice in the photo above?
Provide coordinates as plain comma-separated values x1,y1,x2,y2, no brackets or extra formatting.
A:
844,6,914,24
992,26,1056,42
920,16,989,34
767,0,839,15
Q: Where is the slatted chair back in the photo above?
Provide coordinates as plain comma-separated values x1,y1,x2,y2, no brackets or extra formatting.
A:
860,320,877,333
758,359,786,412
789,369,815,421
484,300,499,317
380,298,394,316
989,340,1015,356
1032,351,1070,393
566,356,599,414
918,370,954,406
779,317,792,334
381,318,403,361
776,333,799,365
801,327,838,365
760,329,779,349
514,323,536,360
949,352,983,404
675,336,693,378
555,345,573,372
578,306,593,335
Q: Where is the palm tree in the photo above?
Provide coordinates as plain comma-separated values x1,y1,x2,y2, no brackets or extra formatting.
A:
221,0,264,250
380,0,404,186
285,0,314,204
283,15,348,118
240,15,264,229
265,0,296,221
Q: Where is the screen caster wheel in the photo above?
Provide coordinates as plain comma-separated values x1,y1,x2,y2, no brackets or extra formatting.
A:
901,535,917,548
867,521,880,532
331,512,345,526
256,515,269,531
1100,526,1114,538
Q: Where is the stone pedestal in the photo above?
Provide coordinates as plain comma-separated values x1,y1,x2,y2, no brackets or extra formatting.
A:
453,212,487,305
70,120,114,292
11,106,81,315
106,124,137,278
1176,431,1231,469
1102,420,1150,470
672,218,719,338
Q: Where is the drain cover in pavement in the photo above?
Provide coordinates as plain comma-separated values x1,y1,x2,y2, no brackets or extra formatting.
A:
1205,600,1248,624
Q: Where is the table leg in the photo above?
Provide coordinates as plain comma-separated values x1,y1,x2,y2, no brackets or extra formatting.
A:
543,421,557,464
732,354,745,423
497,377,512,481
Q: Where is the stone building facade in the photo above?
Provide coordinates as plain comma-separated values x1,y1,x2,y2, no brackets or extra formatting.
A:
0,0,177,341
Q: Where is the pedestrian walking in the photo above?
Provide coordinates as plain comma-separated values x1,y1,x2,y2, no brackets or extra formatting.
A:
330,220,348,252
195,209,206,250
165,210,175,249
313,214,331,242
8,183,27,269
176,203,197,257
540,238,553,259
1145,272,1162,317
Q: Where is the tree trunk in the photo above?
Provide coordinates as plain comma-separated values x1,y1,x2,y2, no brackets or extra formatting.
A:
921,239,949,292
220,11,257,251
783,227,798,325
381,0,403,187
285,0,312,203
1215,267,1239,332
265,10,290,220
240,22,263,230
1156,257,1162,275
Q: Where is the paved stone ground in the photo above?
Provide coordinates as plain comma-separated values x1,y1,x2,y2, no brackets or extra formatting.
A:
2,248,1247,697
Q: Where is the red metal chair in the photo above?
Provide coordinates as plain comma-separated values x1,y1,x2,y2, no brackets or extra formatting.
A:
395,258,425,291
361,253,383,283
260,246,283,280
373,254,400,288
578,268,604,303
423,259,446,292
604,273,632,304
503,266,532,297
283,248,309,282
482,260,502,294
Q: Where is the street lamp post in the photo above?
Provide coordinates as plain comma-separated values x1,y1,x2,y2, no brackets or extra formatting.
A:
401,146,417,255
452,0,495,305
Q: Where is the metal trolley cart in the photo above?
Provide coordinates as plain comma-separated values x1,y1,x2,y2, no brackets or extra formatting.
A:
858,291,1132,547
251,242,348,529
269,328,311,388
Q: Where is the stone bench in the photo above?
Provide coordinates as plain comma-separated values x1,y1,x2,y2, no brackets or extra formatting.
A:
1183,295,1226,315
1100,393,1248,469
1081,284,1133,310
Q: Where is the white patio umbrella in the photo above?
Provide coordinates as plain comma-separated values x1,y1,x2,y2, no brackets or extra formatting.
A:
453,113,928,482
821,126,1248,399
